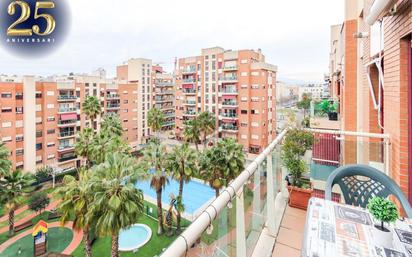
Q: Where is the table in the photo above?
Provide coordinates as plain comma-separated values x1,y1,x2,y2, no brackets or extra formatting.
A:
302,197,412,257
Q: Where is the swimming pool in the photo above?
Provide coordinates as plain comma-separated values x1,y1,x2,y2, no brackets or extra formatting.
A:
118,224,152,251
135,178,215,215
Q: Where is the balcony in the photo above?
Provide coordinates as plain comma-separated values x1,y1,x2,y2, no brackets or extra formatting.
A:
222,65,238,71
183,111,197,117
58,155,77,163
58,144,75,152
219,124,239,132
58,131,75,139
106,94,120,99
156,82,174,87
182,89,196,95
182,78,195,84
57,95,77,102
155,97,173,103
162,128,391,257
219,113,238,120
183,100,196,106
57,119,77,127
221,101,238,108
106,104,120,110
57,107,77,114
181,68,197,75
156,90,173,95
221,88,238,95
220,76,238,83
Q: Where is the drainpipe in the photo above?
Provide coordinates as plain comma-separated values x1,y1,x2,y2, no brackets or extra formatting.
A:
365,0,396,25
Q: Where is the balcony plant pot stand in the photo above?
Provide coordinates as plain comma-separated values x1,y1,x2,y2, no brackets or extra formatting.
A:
287,185,313,210
328,112,338,121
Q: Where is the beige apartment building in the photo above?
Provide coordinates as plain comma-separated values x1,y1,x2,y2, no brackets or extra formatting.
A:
0,73,141,173
175,47,277,154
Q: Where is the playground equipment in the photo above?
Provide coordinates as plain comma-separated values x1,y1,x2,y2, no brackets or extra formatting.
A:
32,220,48,256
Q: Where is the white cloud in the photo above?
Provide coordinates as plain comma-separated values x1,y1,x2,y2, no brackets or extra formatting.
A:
0,0,344,82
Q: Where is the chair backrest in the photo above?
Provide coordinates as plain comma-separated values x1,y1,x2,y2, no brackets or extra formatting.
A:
325,164,412,218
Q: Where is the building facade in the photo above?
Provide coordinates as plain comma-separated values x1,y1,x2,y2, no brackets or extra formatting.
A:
175,47,277,154
152,65,175,130
334,0,411,200
0,73,141,173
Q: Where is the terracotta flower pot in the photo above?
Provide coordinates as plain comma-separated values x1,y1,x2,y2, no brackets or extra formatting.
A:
287,185,313,210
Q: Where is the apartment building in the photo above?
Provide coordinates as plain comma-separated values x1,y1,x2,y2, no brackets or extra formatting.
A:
297,83,330,101
328,24,343,101
152,65,175,130
117,58,153,142
175,47,277,154
0,73,140,173
333,0,411,200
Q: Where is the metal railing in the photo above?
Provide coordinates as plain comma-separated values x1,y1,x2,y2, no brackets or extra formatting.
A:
58,107,77,113
161,128,391,257
57,95,77,101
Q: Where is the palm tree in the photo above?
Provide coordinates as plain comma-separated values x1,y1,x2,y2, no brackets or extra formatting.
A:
0,169,35,236
148,108,164,139
197,112,216,148
56,169,95,257
75,128,95,168
200,138,245,198
183,119,201,151
139,142,168,235
0,142,11,174
101,112,123,137
90,132,131,165
89,153,144,257
82,96,102,131
167,143,197,232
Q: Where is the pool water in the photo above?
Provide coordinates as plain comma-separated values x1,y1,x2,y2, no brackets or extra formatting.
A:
118,224,152,251
135,178,215,214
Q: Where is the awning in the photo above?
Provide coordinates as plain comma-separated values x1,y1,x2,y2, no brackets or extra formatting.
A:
60,113,77,121
182,84,194,89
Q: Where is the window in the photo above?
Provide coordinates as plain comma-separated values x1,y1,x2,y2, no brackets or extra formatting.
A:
124,100,128,104
47,104,54,109
15,93,23,99
240,122,248,127
1,93,12,98
2,122,12,128
16,149,24,156
251,110,259,115
16,107,23,114
241,97,248,102
241,110,247,114
16,120,23,128
47,142,55,147
46,91,54,96
251,84,259,89
16,135,23,142
36,92,42,98
2,136,12,143
251,97,259,102
251,122,259,127
1,107,12,113
47,129,55,135
47,116,55,122
36,143,42,151
36,131,43,138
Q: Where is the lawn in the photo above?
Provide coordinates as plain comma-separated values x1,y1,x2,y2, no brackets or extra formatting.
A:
1,227,73,257
72,214,177,257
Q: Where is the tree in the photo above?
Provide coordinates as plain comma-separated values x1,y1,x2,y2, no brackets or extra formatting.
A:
139,142,168,235
35,166,53,183
0,142,11,175
148,108,164,139
28,192,50,214
297,93,312,118
0,169,35,236
167,143,197,232
368,197,398,231
101,112,123,137
89,131,131,165
82,96,102,131
75,128,95,168
89,153,144,257
56,170,95,257
200,138,245,198
183,119,201,151
197,112,216,148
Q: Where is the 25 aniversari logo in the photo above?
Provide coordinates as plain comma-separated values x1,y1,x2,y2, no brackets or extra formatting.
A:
0,0,70,57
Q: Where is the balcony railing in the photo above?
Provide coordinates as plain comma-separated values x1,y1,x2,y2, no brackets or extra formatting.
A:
106,94,120,99
183,111,197,116
182,78,195,84
183,100,196,105
183,89,196,94
220,76,238,82
220,113,238,119
222,101,238,107
58,131,75,138
222,65,238,71
58,120,77,126
58,145,75,151
58,107,77,113
220,124,239,132
182,68,197,74
57,95,77,101
106,104,120,109
156,90,174,95
58,155,77,163
161,128,391,257
221,88,238,94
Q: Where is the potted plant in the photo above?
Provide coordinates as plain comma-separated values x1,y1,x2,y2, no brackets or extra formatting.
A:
319,100,338,121
367,197,398,247
282,129,314,210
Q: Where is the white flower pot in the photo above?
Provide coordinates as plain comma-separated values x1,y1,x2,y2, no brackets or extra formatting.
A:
372,224,393,248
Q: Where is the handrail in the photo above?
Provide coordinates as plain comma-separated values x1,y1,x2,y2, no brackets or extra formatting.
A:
304,128,390,139
160,128,288,257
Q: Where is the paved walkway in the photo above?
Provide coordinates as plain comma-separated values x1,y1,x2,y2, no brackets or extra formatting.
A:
0,221,83,254
0,199,61,234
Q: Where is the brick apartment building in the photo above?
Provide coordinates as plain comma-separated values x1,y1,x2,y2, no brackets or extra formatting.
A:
152,65,175,130
175,47,277,154
330,0,411,200
0,72,143,173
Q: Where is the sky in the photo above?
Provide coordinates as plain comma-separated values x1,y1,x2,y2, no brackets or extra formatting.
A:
0,0,344,83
